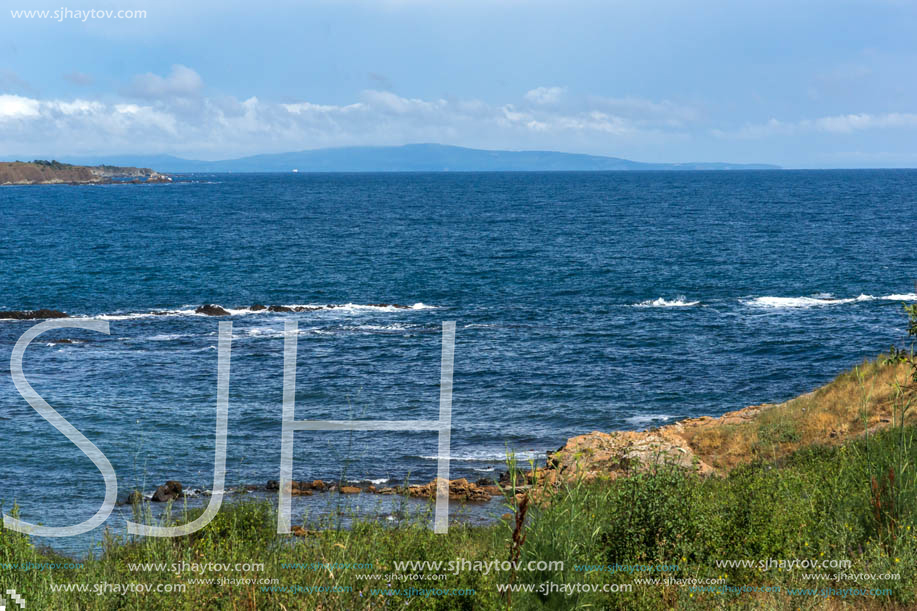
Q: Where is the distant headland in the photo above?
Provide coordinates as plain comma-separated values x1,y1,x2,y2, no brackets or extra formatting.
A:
0,159,172,185
59,144,781,173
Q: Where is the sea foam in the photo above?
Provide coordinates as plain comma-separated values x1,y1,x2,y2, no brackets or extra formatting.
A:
744,293,914,309
634,297,700,308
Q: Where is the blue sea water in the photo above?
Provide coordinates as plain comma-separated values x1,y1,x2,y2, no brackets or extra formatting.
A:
1,170,916,555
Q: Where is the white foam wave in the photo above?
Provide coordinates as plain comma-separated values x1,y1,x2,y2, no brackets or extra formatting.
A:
82,302,437,320
343,323,413,332
418,450,542,462
634,297,700,308
625,414,676,427
91,308,200,321
245,327,285,338
745,294,875,308
147,333,191,341
300,302,436,313
883,293,917,301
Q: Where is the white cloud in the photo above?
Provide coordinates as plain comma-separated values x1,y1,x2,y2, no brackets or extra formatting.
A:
50,99,105,115
590,96,700,126
524,86,565,105
127,64,203,99
0,94,41,120
0,86,694,157
812,112,917,133
714,113,917,139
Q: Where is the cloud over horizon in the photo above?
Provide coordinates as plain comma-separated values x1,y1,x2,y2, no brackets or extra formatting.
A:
0,68,707,159
3,0,917,167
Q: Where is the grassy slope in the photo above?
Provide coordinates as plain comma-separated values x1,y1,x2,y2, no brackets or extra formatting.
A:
1,358,915,610
0,161,100,184
684,359,916,471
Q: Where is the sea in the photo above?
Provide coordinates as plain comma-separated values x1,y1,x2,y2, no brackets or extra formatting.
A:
1,170,916,555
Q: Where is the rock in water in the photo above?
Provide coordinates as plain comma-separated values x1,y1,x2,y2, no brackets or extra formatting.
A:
152,481,183,502
195,304,230,316
0,309,69,319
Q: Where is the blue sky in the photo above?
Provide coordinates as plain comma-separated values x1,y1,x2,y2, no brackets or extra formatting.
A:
1,0,916,166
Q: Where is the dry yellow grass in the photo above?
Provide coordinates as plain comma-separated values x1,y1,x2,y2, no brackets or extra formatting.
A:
545,357,916,483
681,358,916,471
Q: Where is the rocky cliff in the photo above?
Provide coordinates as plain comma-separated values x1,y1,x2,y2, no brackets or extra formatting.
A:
0,160,170,185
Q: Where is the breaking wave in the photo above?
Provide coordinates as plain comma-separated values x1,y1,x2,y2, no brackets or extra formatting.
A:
80,302,438,320
416,450,543,462
744,293,915,309
634,297,700,308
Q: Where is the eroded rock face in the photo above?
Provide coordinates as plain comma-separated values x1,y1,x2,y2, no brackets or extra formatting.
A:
152,481,183,502
406,478,495,502
0,309,69,319
546,429,714,483
195,304,230,316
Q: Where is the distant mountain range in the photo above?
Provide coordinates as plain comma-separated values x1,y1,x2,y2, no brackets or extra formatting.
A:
58,144,780,173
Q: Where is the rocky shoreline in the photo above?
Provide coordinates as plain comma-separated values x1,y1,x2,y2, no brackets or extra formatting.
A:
11,305,913,518
0,303,419,320
195,303,414,316
129,476,504,506
0,160,171,186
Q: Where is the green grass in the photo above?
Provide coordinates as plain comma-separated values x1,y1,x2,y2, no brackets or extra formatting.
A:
3,415,916,610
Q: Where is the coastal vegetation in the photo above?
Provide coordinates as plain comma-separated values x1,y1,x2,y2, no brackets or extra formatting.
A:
0,160,168,185
2,307,916,609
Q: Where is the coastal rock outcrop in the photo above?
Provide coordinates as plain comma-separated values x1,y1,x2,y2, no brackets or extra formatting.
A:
0,160,171,185
195,304,230,316
545,429,715,484
0,309,69,319
152,481,183,502
406,478,495,502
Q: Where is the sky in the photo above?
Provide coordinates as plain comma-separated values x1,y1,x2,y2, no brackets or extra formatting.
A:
1,0,916,167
